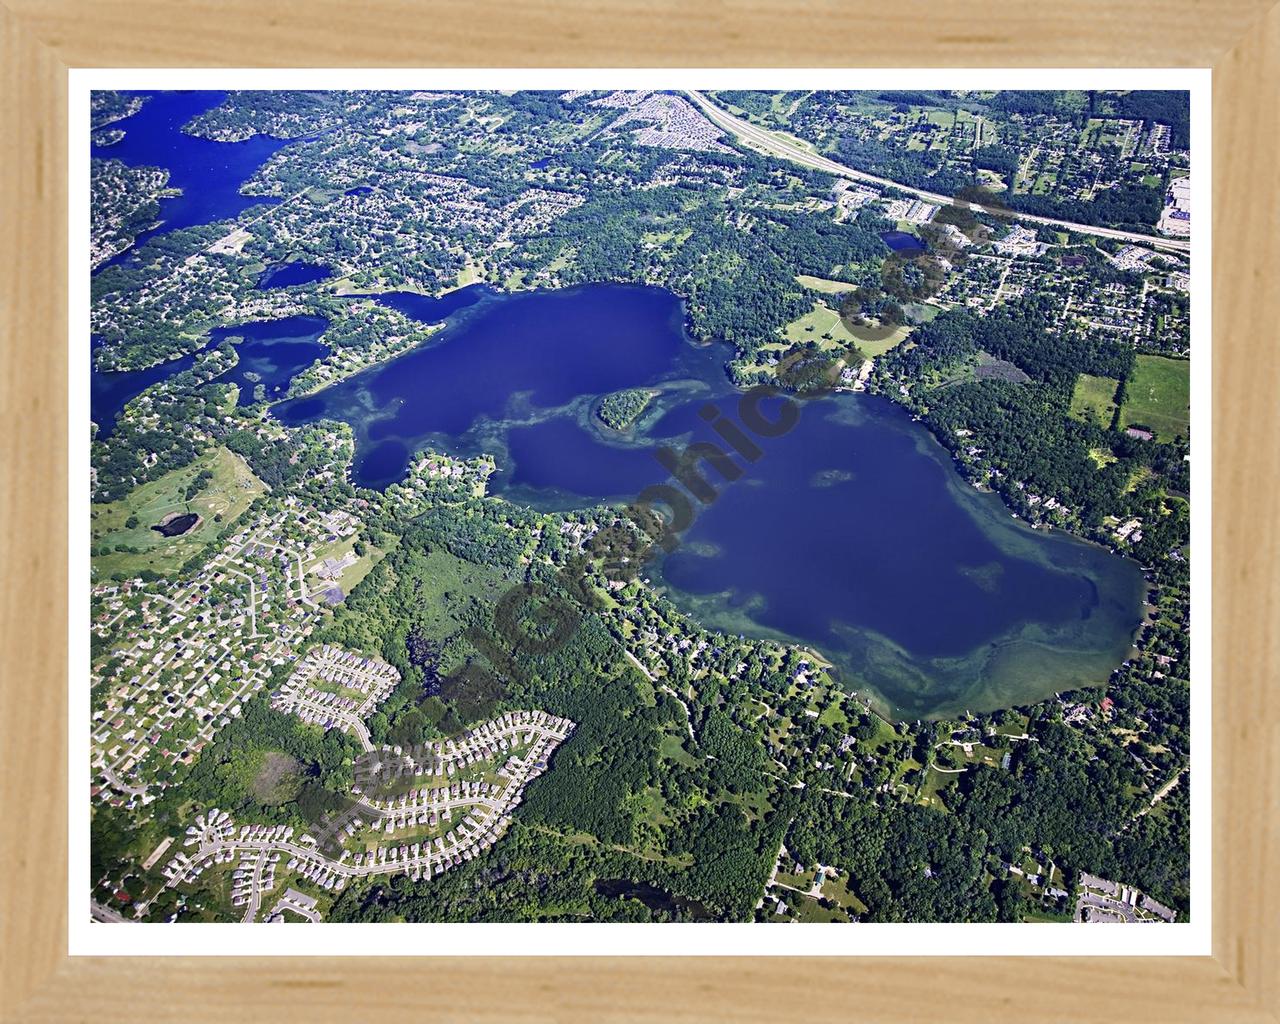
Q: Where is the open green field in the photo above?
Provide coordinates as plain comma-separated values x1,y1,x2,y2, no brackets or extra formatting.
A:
782,302,857,347
775,864,817,890
860,325,915,357
994,712,1031,737
659,730,698,768
1069,373,1120,425
455,262,483,287
902,301,943,324
781,301,913,359
917,763,959,810
90,446,266,580
795,274,855,295
817,698,848,728
1121,355,1191,440
337,542,387,593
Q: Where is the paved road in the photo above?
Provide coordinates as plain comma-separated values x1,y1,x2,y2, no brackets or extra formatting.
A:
1075,892,1137,923
282,691,374,751
623,649,696,741
98,763,148,799
1148,766,1186,807
241,852,265,923
685,91,1191,256
90,899,132,923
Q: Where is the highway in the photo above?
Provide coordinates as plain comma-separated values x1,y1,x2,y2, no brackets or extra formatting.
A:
685,91,1190,256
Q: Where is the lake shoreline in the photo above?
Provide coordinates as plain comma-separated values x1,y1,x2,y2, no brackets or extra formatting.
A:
269,282,1146,721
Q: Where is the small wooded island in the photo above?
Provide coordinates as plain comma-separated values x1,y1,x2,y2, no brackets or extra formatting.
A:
596,387,657,430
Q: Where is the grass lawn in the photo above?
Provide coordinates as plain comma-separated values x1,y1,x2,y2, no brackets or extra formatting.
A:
782,302,857,347
903,301,943,323
793,896,847,923
964,743,1006,768
780,301,913,359
795,274,855,294
659,730,698,767
817,700,848,728
1069,372,1120,426
306,533,391,601
994,713,1031,737
546,247,578,273
90,446,266,581
1121,355,1191,440
455,262,483,287
332,270,431,296
775,865,816,890
860,715,901,755
337,542,387,593
859,324,915,358
822,872,869,915
916,764,958,810
771,128,822,156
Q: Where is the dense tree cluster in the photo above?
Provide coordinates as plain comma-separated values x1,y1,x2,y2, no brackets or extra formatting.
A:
596,388,654,430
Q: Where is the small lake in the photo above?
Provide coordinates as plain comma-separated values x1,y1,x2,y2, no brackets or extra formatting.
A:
594,878,714,921
256,262,333,289
273,283,1147,719
276,284,700,488
881,230,925,253
152,512,201,537
90,336,199,440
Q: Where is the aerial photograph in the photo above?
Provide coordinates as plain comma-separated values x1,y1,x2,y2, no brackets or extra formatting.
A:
88,86,1192,927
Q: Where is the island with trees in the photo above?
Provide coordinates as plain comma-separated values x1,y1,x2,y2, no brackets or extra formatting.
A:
596,388,658,430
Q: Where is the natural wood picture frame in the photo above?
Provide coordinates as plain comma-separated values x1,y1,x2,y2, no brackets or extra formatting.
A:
2,2,1276,1020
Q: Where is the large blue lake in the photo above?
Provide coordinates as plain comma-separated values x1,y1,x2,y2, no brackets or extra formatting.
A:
89,98,1146,719
274,283,1147,719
